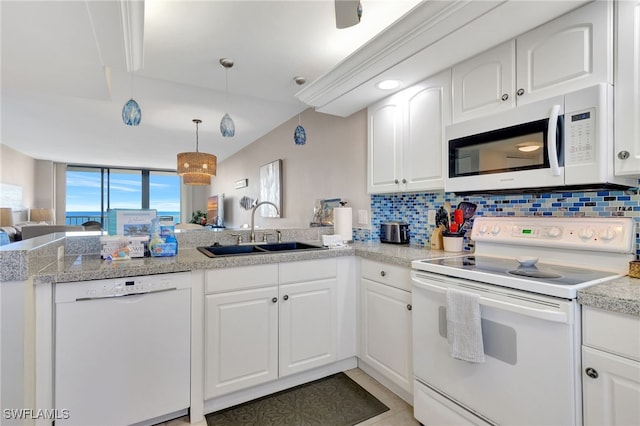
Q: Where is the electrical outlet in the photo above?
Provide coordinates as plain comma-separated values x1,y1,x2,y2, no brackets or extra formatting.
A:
357,209,369,225
427,209,436,226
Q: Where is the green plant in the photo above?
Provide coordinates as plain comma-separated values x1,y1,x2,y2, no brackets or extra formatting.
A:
190,210,207,224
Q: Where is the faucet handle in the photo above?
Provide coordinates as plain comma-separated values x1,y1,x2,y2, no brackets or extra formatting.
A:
262,232,273,243
230,233,243,245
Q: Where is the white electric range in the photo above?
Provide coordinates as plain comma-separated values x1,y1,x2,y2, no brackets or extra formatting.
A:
411,216,635,426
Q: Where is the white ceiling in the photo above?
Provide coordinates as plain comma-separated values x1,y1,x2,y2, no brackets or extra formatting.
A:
1,0,421,170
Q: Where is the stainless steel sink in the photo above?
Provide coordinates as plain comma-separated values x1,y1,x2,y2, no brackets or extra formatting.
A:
197,241,327,258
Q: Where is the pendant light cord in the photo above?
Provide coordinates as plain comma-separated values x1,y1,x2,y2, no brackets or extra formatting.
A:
195,121,200,152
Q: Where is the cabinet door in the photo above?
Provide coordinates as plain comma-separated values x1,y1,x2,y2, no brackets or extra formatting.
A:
452,40,515,123
360,278,412,393
401,69,451,192
582,346,640,426
367,95,402,193
614,0,640,176
279,279,338,377
516,0,612,105
204,287,278,399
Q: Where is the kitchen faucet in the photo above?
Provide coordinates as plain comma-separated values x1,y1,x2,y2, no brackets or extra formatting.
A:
250,201,279,243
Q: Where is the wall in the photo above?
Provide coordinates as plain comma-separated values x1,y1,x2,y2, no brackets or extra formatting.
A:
360,189,640,257
212,108,370,230
0,144,36,222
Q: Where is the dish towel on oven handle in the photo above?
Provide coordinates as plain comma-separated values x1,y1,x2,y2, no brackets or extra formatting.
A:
446,288,485,363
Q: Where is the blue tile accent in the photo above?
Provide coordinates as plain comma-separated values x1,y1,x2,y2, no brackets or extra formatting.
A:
355,188,640,257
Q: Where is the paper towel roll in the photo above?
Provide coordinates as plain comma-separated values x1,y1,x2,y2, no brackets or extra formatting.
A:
333,207,353,242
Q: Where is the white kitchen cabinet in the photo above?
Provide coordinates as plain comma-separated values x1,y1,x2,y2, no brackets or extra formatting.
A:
452,1,612,123
368,69,451,193
204,259,341,398
279,278,337,377
359,259,413,396
582,306,640,426
614,0,640,176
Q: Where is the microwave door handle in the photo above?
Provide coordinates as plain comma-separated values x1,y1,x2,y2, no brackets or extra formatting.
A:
547,104,562,176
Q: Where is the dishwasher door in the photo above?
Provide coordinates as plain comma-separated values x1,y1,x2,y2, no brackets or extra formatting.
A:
54,275,190,426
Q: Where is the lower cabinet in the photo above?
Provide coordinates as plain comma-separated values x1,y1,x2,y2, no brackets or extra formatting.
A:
582,306,640,425
359,259,413,395
204,259,339,399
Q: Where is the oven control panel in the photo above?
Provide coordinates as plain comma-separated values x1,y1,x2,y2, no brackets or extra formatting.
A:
471,217,635,253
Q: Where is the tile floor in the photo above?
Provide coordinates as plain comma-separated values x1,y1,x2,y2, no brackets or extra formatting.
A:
158,368,420,426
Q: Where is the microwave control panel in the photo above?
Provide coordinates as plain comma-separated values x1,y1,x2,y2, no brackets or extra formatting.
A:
566,107,595,165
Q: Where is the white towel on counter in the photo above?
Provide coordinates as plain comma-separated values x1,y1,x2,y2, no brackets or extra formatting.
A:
446,288,485,363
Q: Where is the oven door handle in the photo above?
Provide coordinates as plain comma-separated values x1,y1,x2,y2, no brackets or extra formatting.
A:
412,278,569,323
547,104,562,176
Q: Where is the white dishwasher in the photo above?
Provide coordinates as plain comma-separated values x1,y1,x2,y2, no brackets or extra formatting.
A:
54,272,191,426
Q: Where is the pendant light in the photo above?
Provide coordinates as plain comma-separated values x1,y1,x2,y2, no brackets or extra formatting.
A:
177,119,217,185
121,0,143,126
220,58,235,137
122,73,141,126
293,76,307,145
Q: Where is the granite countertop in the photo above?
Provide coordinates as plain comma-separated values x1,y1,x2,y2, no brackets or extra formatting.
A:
577,276,640,317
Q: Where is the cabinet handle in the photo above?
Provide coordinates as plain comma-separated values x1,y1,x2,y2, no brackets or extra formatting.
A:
380,271,386,277
402,178,407,184
394,179,399,184
501,93,509,101
585,367,599,379
283,295,289,301
516,88,525,96
407,304,412,311
272,297,278,303
618,151,630,160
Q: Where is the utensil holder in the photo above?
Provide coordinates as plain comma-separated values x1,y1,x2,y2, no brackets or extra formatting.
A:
443,236,464,252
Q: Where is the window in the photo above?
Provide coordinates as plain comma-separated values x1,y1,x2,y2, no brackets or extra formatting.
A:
65,166,181,226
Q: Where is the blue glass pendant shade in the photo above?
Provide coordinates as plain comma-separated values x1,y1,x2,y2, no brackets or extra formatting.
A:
294,125,306,145
220,113,235,137
122,98,141,126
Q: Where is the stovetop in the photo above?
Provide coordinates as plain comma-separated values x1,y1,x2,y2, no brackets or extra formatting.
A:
412,217,635,299
412,255,621,299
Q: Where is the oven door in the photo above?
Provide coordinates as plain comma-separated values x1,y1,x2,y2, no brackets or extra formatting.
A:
445,95,565,193
411,271,581,426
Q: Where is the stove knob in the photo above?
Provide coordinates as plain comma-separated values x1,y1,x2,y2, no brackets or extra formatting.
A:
598,227,616,241
579,228,595,241
491,225,501,235
478,224,488,235
547,227,561,238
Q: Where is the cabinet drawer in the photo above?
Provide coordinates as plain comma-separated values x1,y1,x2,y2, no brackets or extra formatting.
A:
361,258,411,292
583,306,640,361
279,258,337,284
205,264,278,294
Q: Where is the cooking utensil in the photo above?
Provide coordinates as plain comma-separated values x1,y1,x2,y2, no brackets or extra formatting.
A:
454,209,464,226
457,201,477,230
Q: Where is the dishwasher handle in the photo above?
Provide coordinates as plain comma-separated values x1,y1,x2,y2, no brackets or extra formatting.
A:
75,287,178,302
413,276,569,324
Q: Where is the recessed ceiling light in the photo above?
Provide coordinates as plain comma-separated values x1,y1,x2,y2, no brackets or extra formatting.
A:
376,80,401,90
518,144,541,152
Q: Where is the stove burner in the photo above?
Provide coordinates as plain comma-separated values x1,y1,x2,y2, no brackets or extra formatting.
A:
507,268,563,279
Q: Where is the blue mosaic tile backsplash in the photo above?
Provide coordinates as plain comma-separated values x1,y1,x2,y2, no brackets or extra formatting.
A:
354,189,640,258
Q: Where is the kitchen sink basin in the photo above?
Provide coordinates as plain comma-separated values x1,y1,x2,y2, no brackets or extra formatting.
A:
197,241,327,258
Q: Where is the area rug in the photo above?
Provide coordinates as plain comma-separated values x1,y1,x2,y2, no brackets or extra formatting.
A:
205,372,389,426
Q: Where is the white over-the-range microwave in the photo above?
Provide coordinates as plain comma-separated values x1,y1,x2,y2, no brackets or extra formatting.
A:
445,84,636,194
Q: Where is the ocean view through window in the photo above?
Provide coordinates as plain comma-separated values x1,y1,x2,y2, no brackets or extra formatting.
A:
66,166,180,227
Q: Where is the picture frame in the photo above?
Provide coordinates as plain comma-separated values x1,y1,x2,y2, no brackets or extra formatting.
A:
259,159,283,218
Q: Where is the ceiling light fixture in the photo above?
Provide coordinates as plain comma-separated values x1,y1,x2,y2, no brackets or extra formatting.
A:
517,143,542,152
294,76,307,146
177,119,217,185
335,0,363,29
220,58,235,138
120,0,144,126
376,80,401,90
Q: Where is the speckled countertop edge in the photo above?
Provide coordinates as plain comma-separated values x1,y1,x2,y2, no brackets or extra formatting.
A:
577,276,640,317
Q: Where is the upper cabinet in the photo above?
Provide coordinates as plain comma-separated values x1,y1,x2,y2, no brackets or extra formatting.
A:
368,69,451,194
452,1,612,123
614,0,640,176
